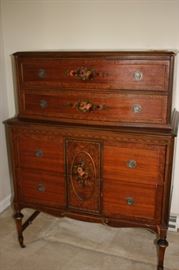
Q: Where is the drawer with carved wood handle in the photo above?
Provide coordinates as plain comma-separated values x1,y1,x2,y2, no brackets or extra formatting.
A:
17,56,170,92
17,169,65,207
103,182,163,222
21,91,168,126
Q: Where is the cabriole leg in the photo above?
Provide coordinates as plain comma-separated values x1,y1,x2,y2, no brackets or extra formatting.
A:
157,230,168,270
14,211,25,248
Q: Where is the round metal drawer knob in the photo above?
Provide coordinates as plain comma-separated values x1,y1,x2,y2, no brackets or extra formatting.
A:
126,197,135,206
127,160,137,169
38,68,46,79
35,149,43,158
133,70,143,81
132,104,142,113
37,183,46,192
39,99,48,109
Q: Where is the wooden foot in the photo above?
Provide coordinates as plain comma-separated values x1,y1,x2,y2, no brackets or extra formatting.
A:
157,237,168,270
14,211,25,248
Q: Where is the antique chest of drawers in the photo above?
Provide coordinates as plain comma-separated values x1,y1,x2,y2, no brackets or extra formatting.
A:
5,51,179,270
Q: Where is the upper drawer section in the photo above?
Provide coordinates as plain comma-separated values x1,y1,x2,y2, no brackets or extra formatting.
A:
14,51,174,92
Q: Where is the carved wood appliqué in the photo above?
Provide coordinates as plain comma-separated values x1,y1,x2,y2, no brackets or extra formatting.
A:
65,138,102,213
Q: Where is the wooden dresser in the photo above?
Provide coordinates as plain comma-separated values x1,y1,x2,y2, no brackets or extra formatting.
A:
5,51,179,270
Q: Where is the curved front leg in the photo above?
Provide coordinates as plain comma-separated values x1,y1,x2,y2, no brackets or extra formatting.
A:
157,229,168,270
14,211,25,248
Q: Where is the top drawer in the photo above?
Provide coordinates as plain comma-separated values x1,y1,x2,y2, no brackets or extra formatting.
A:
15,52,173,92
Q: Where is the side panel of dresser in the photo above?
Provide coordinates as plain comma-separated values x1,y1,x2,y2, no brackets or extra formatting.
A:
6,121,175,230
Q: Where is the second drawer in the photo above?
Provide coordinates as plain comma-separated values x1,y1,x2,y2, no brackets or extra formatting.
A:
21,91,168,126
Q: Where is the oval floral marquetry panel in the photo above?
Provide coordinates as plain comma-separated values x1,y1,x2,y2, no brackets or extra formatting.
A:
65,138,102,213
71,151,96,201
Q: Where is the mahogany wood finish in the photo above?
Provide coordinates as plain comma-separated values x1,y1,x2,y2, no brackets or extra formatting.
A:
5,51,179,269
14,51,174,128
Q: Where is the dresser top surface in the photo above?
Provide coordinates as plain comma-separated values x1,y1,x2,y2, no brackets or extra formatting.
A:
13,50,176,58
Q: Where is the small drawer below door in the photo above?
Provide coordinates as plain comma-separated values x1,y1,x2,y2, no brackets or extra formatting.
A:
103,181,163,222
17,169,66,208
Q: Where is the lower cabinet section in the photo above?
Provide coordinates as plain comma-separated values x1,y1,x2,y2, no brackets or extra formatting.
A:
8,121,172,222
6,119,175,269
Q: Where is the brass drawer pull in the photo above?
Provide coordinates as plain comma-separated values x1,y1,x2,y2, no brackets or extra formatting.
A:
66,100,105,113
127,160,137,169
69,66,96,81
39,99,48,109
38,68,46,79
132,104,142,113
126,197,135,206
133,70,143,81
76,100,104,112
37,183,46,192
35,149,43,158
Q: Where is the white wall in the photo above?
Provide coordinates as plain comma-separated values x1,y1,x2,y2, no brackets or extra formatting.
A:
0,1,11,212
1,0,179,214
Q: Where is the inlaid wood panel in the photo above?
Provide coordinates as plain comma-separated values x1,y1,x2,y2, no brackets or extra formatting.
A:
65,138,102,214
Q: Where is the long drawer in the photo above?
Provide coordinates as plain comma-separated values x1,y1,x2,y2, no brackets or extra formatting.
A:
20,91,168,125
18,57,170,92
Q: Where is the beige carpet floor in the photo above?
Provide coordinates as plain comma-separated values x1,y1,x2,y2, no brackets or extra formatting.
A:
0,207,179,270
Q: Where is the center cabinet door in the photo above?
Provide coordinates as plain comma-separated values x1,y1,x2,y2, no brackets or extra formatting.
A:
65,138,102,214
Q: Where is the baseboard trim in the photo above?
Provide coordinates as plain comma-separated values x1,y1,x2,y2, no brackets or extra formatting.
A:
0,194,11,213
169,215,179,232
177,216,179,231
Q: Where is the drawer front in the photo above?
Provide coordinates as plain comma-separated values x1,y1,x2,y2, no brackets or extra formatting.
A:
16,131,64,173
104,143,166,184
22,92,168,125
19,58,170,92
103,182,163,221
17,169,65,207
